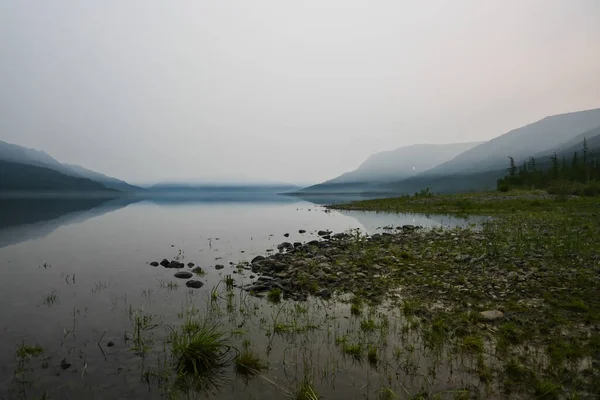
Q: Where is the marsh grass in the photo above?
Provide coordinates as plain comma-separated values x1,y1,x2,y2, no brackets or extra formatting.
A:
234,349,267,377
170,317,232,388
16,343,44,359
42,290,59,306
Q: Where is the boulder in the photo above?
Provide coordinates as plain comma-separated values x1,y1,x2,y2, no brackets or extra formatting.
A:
168,261,185,269
186,280,204,289
479,310,504,322
251,256,266,264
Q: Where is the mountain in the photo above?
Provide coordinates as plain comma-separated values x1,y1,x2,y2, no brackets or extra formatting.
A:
63,163,141,191
0,140,141,191
540,125,600,159
147,183,300,193
298,142,482,193
422,108,600,176
0,160,117,193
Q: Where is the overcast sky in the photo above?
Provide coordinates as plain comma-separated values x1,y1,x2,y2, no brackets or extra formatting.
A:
1,1,599,185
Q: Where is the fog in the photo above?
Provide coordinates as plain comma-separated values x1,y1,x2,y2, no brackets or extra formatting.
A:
1,1,599,185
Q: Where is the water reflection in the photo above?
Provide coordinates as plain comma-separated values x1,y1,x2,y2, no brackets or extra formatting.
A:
0,193,482,249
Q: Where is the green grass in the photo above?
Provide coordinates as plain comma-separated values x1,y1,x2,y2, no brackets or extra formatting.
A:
341,342,362,361
235,349,267,377
16,343,44,359
297,382,319,400
170,318,231,377
267,288,282,303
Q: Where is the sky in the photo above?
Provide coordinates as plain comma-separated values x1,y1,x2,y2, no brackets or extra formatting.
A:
1,1,600,185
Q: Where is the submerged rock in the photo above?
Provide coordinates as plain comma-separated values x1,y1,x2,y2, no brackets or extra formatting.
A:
168,261,185,269
174,271,193,279
187,262,195,267
251,256,265,264
479,310,504,322
191,266,203,274
149,261,159,267
186,280,204,289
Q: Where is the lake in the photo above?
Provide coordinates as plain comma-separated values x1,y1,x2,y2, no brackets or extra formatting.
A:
0,194,482,399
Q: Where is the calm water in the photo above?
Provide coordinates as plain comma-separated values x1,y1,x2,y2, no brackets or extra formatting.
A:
0,194,482,399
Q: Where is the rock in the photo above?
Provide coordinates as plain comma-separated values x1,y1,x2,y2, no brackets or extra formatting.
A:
160,259,170,267
507,271,519,280
315,289,331,299
257,275,273,283
167,261,185,269
284,233,290,237
251,256,265,264
215,264,225,270
402,225,416,231
150,261,159,267
174,271,193,279
299,230,306,234
187,262,195,267
322,235,331,240
60,358,71,370
191,266,203,274
186,280,204,289
479,310,504,322
107,341,115,348
318,230,332,236
294,242,302,247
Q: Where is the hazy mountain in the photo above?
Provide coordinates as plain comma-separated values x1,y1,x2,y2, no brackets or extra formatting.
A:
147,183,300,193
299,142,482,193
0,140,140,191
0,160,117,193
63,163,141,191
422,108,600,176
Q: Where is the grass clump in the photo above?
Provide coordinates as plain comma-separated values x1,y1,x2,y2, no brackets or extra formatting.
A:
297,382,319,400
461,335,484,353
235,349,267,377
360,319,377,332
267,288,282,303
535,380,562,399
367,347,378,366
16,343,44,359
342,342,362,361
170,318,231,378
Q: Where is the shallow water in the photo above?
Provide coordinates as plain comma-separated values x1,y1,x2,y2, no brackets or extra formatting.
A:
0,195,484,399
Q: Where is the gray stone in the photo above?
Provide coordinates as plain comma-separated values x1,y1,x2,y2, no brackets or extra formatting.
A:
251,256,265,264
479,310,504,322
186,280,204,289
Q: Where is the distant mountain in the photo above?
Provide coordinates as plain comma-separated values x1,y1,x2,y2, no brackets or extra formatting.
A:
0,160,117,193
422,108,600,176
147,183,300,193
63,163,140,191
0,140,140,191
539,125,600,159
299,142,482,193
